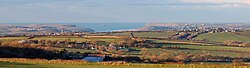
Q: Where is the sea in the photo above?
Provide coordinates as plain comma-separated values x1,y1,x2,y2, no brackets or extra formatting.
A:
0,23,146,32
72,23,146,32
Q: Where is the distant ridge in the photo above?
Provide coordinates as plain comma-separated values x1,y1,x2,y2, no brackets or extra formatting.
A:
0,24,94,35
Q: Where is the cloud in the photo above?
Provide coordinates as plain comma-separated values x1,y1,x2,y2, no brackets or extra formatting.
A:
173,0,250,9
1,0,250,23
181,0,250,5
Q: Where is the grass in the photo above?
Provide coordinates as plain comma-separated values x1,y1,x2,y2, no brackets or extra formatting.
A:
55,47,98,53
237,30,250,37
32,36,125,44
164,44,250,58
195,32,250,42
0,62,103,68
0,37,28,41
0,62,41,68
176,50,247,58
129,44,250,58
108,31,176,38
55,47,142,55
1,61,250,68
0,36,125,45
166,45,250,52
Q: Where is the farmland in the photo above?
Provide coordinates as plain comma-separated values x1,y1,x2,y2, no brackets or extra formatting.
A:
48,44,250,58
1,31,250,58
194,32,250,42
0,58,249,68
107,31,176,38
33,36,124,42
55,48,98,53
1,31,250,68
163,44,250,58
1,62,248,68
0,37,28,41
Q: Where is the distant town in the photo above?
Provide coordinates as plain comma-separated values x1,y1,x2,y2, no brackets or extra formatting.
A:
139,23,250,32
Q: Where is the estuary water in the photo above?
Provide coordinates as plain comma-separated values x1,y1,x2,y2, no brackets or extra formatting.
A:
73,23,145,32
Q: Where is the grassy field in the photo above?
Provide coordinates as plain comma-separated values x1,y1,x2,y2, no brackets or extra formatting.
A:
237,30,250,37
0,61,249,68
108,31,176,38
32,36,125,45
194,32,250,42
125,44,250,58
1,31,250,68
0,37,28,41
34,36,121,41
0,36,125,45
164,44,250,58
166,45,250,52
55,47,98,53
53,43,250,58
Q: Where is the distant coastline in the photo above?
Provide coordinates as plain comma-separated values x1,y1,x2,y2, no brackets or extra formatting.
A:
1,23,249,33
73,23,146,32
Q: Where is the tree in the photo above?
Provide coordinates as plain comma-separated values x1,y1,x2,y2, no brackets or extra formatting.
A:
158,51,175,61
223,40,243,46
175,53,189,61
97,45,105,51
118,41,126,47
141,48,149,59
239,42,250,47
107,45,116,53
45,40,52,46
58,49,68,54
91,41,97,45
150,55,159,62
117,50,124,57
232,59,244,66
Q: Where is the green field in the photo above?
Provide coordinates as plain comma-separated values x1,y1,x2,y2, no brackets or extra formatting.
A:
163,44,250,58
54,43,250,58
34,36,121,41
237,30,250,37
55,48,98,53
126,44,250,58
0,37,28,41
0,36,125,45
32,36,125,45
195,32,250,42
108,31,176,38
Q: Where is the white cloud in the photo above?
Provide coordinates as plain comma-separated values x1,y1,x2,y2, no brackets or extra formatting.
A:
181,0,250,5
1,0,250,23
174,0,250,9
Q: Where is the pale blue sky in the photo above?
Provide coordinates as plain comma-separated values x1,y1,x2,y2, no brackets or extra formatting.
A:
0,0,250,23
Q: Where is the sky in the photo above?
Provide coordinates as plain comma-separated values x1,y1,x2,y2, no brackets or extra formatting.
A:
0,0,250,23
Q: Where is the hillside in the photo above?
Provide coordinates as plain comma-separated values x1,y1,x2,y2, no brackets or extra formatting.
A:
108,31,176,38
194,31,250,42
0,24,94,35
